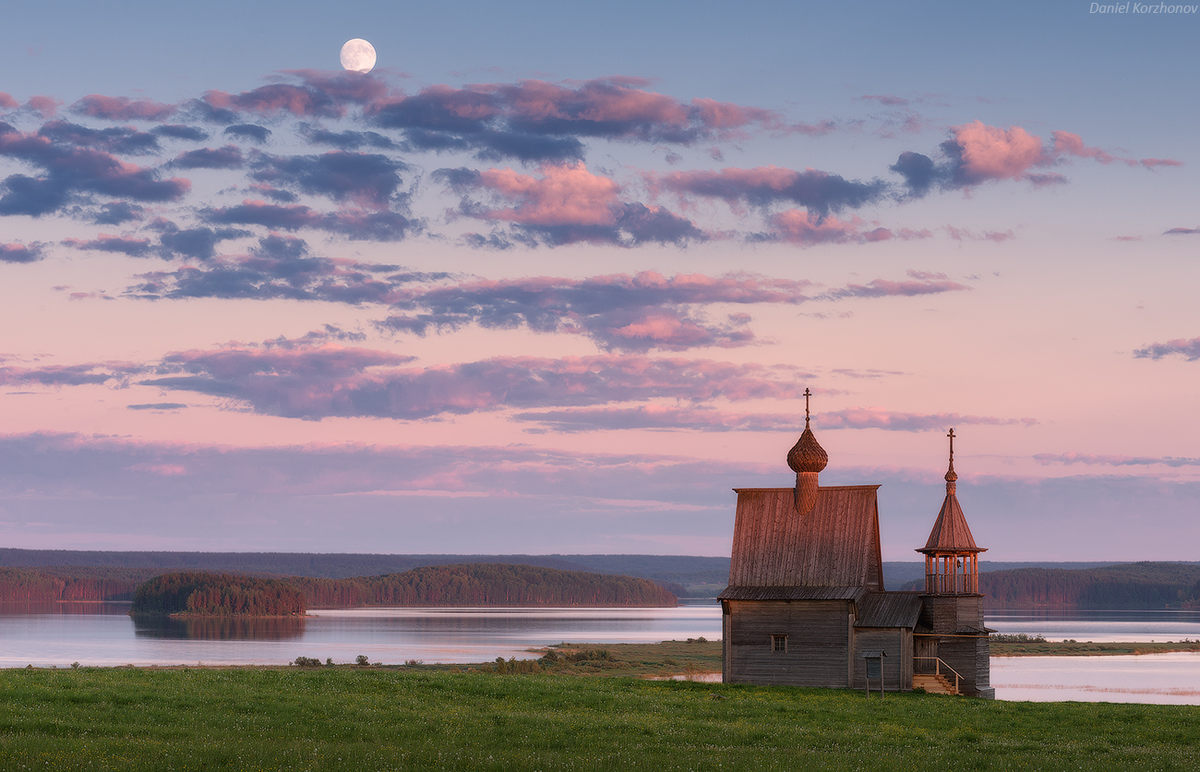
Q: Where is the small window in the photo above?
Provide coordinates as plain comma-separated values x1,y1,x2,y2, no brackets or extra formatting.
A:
771,634,787,653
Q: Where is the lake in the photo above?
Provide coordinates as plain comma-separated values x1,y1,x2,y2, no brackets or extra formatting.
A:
3,603,1199,705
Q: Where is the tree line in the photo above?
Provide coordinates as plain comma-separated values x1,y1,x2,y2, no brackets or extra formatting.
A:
979,562,1200,609
288,563,678,608
3,563,677,614
0,566,155,602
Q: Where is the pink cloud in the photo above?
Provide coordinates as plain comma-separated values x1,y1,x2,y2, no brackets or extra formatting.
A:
477,163,622,226
944,226,1016,242
71,95,177,121
769,210,863,244
127,463,189,476
0,92,18,110
1051,131,1120,164
766,211,930,246
203,84,347,119
950,121,1052,184
0,242,45,263
1053,131,1184,170
25,95,60,119
1140,158,1184,168
828,275,971,299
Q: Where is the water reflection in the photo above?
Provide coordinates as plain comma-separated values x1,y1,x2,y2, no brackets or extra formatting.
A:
132,614,306,641
0,601,131,616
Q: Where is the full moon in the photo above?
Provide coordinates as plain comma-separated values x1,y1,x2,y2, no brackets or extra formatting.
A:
340,39,377,73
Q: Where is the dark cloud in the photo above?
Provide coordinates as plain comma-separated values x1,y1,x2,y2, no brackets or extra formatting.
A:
202,200,417,241
370,77,786,162
302,126,395,150
657,167,888,218
92,201,144,225
247,151,407,209
0,174,69,216
37,120,160,155
514,202,705,247
889,151,940,198
1164,227,1200,235
151,124,210,142
63,234,152,257
127,403,188,410
199,72,388,120
222,124,271,143
152,222,249,260
380,271,810,351
173,145,244,170
141,347,808,420
127,236,427,303
0,241,45,263
0,361,145,387
0,123,191,216
1133,337,1200,361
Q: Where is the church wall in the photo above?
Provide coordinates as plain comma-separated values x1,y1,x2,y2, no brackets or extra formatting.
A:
851,628,912,692
724,599,853,687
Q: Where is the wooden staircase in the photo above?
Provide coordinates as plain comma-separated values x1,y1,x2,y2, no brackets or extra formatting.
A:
913,673,958,695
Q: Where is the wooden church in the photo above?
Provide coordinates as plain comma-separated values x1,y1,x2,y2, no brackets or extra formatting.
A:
718,393,994,697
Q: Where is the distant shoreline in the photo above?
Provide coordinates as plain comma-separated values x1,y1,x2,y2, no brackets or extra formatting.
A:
990,640,1200,657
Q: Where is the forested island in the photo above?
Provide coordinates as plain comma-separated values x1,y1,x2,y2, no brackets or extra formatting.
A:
131,572,307,616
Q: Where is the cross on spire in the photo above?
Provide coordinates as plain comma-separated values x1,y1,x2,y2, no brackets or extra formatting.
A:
948,427,955,463
804,388,812,424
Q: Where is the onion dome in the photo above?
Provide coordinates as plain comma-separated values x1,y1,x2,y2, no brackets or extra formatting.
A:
787,389,827,514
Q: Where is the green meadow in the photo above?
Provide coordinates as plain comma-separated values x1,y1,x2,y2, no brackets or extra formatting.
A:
2,664,1198,771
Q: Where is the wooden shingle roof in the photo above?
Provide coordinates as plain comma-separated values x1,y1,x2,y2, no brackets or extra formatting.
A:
854,591,923,629
919,428,985,555
918,489,982,554
718,585,866,602
726,485,884,590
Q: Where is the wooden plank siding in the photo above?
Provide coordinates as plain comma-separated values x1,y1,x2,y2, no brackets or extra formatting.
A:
725,599,855,687
727,487,883,589
852,628,913,692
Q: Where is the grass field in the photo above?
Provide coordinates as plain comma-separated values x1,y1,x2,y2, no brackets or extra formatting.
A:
2,664,1199,771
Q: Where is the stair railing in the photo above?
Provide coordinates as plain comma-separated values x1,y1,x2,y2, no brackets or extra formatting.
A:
912,657,962,694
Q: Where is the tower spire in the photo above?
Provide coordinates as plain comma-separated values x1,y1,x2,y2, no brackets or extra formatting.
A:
945,427,957,493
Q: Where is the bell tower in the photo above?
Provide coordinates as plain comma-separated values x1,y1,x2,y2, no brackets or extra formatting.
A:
919,429,984,594
915,429,994,698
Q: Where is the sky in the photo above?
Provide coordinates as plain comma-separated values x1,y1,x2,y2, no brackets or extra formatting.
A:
1,1,1198,561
